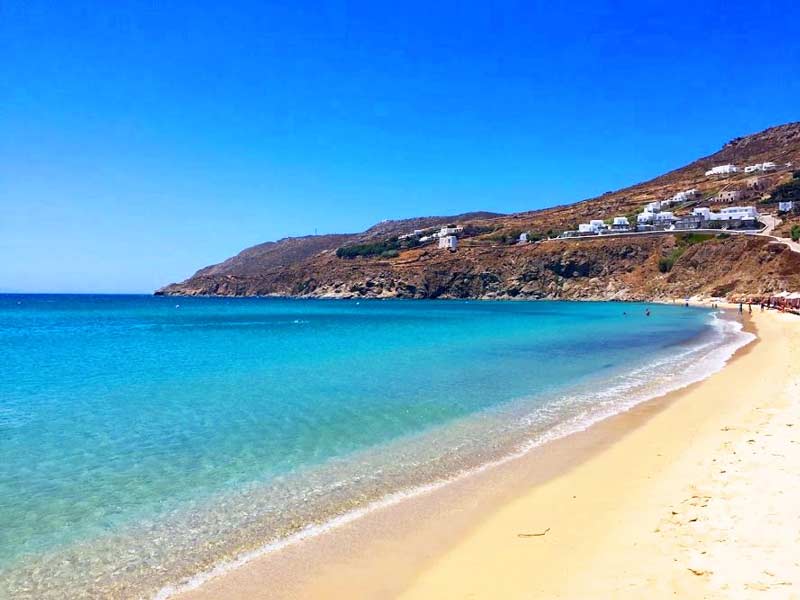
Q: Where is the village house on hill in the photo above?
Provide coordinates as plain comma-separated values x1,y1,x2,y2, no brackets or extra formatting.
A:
705,164,738,177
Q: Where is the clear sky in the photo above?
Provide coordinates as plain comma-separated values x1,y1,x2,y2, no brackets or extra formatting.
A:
2,1,799,293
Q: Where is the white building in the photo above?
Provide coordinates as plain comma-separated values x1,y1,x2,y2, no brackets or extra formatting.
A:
670,188,702,204
518,232,529,243
645,201,662,212
578,223,594,234
745,162,777,173
438,235,458,250
693,206,759,222
636,210,674,228
589,219,607,233
637,201,661,224
778,201,794,213
637,210,654,224
705,164,739,177
612,216,630,230
718,206,758,221
438,225,462,238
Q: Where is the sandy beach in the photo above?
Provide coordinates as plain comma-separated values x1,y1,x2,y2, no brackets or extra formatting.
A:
174,309,800,600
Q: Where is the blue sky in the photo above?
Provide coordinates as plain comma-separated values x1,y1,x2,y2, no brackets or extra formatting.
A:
2,1,799,293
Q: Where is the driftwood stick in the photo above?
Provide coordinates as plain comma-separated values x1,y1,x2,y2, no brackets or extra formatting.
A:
517,527,550,538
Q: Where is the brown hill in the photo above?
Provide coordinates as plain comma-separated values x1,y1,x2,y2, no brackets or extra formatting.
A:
157,122,800,300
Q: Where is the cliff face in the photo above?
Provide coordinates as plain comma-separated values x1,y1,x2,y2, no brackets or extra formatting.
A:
158,122,800,301
159,235,800,301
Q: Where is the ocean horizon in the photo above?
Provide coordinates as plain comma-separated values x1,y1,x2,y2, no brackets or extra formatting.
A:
0,295,752,599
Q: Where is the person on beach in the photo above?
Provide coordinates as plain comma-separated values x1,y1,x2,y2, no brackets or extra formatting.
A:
739,303,743,314
749,304,752,314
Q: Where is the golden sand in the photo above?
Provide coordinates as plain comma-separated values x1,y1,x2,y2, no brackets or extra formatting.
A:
176,310,800,599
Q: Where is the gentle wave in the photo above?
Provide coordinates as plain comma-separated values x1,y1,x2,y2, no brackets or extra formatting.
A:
155,312,753,599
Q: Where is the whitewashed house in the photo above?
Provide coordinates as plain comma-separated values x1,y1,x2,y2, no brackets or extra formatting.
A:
637,210,654,224
653,211,675,223
778,201,794,213
718,206,758,221
745,162,778,173
671,188,701,204
705,164,738,177
693,206,758,222
645,201,662,212
589,219,607,234
438,225,462,238
578,223,594,234
438,235,458,251
518,232,529,243
612,216,630,231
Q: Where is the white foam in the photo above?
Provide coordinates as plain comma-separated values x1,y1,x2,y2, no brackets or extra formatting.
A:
155,312,754,599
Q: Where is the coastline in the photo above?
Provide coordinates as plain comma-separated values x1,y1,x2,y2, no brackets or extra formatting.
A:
170,308,800,599
395,309,800,599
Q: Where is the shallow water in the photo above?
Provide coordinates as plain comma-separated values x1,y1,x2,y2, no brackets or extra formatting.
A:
0,296,750,598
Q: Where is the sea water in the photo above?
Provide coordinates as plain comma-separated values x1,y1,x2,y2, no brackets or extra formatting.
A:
0,295,752,598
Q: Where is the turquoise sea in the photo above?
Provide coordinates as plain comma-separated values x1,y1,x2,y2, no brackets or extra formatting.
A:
0,295,751,598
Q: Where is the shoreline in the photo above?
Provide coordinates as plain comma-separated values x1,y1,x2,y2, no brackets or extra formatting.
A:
170,309,783,600
396,309,800,599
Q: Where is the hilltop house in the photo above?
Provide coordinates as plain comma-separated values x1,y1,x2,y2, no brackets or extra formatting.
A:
438,235,458,251
518,232,529,243
705,164,738,177
778,201,794,213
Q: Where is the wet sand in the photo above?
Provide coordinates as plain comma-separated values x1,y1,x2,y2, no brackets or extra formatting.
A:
174,309,799,599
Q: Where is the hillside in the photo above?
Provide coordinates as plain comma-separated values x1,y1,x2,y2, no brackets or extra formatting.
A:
157,123,800,300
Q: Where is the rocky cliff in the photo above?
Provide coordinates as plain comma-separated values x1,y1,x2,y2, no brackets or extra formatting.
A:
158,123,800,300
